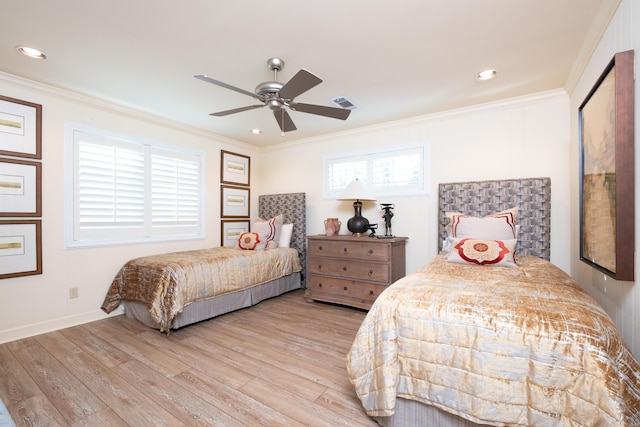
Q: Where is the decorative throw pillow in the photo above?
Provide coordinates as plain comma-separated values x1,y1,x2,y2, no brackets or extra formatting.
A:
447,238,518,267
446,207,518,241
236,232,268,250
279,223,294,248
252,214,283,249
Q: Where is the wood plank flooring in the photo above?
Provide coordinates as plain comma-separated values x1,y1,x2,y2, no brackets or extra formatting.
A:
0,289,378,426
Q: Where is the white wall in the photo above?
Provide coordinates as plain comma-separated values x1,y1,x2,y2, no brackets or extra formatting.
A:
569,0,640,358
0,73,259,343
258,90,572,276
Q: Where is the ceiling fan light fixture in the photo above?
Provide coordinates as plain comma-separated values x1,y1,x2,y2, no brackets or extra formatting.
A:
475,69,497,81
16,45,47,60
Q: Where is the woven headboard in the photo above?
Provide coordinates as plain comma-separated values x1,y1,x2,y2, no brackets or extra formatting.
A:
259,192,306,283
438,177,551,260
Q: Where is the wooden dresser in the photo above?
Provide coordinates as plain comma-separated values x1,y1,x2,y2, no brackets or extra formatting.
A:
305,235,408,310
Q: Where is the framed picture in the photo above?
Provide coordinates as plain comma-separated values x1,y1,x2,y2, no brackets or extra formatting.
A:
0,95,42,159
0,220,42,279
0,158,42,217
579,49,635,281
221,219,250,247
221,150,250,186
221,185,250,218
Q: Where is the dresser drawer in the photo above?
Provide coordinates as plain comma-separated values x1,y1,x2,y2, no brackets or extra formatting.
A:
307,239,390,262
307,256,390,283
306,275,386,306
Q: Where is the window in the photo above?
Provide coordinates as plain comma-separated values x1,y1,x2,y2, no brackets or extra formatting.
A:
65,123,205,247
323,142,429,198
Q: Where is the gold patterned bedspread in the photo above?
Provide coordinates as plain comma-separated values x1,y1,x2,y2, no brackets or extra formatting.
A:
101,247,301,331
347,253,640,426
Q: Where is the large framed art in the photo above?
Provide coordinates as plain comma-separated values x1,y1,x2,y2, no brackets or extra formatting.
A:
221,219,250,247
0,158,42,217
0,95,42,159
221,185,250,218
220,150,250,186
0,220,42,279
579,49,635,281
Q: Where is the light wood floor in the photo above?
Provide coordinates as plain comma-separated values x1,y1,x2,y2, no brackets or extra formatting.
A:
0,289,378,426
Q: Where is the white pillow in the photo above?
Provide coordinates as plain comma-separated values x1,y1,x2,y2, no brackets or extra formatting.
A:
236,232,268,250
252,214,283,249
447,238,518,267
279,223,294,248
446,207,518,241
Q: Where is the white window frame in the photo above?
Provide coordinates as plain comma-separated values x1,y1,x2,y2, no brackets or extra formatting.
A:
323,142,430,199
64,122,206,248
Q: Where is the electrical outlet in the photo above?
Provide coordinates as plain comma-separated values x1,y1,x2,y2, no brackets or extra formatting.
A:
69,287,79,299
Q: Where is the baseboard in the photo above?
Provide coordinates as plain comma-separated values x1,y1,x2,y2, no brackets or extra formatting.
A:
0,307,124,345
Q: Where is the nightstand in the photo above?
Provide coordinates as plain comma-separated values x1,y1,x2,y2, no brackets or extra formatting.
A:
305,235,408,310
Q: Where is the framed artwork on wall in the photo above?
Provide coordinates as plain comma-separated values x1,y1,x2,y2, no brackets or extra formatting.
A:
0,158,42,217
579,49,635,281
221,150,250,186
221,219,250,247
0,220,42,279
221,185,250,218
0,95,42,159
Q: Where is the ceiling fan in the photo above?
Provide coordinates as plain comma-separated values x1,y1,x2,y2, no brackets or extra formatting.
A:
195,57,351,133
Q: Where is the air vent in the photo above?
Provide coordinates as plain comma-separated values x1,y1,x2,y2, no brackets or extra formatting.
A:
331,96,356,109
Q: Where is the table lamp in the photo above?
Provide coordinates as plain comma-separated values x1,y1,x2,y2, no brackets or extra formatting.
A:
337,178,377,236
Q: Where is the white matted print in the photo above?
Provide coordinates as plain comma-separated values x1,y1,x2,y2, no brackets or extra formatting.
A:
0,220,42,279
221,150,250,186
221,185,250,218
221,219,250,246
0,158,41,216
0,95,42,159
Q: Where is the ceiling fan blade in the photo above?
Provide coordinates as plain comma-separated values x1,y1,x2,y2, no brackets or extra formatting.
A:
194,75,261,100
289,102,351,120
279,69,322,100
210,104,264,116
273,109,297,132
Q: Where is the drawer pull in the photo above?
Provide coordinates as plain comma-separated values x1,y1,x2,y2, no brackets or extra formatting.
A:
318,283,323,287
318,246,323,251
317,264,323,271
369,290,374,296
368,249,374,255
343,247,348,254
343,286,348,291
343,266,347,271
368,269,374,276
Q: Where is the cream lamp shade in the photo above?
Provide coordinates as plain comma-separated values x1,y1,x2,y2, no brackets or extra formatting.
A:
337,179,376,236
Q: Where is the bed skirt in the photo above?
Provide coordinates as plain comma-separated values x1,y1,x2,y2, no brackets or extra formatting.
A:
123,272,301,329
374,398,490,427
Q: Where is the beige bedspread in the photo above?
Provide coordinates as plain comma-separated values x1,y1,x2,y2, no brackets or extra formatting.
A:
101,247,301,331
347,254,640,426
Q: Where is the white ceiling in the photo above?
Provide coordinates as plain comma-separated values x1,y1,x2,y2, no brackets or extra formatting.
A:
0,0,617,147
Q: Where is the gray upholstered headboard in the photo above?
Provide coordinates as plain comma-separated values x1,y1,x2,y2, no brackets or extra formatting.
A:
259,192,306,283
438,178,551,260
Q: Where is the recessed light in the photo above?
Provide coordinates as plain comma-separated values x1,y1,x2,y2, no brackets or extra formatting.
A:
16,46,47,60
250,129,261,134
475,69,497,81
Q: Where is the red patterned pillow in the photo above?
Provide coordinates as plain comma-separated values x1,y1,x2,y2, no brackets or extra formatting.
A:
236,232,268,250
446,207,518,241
252,214,283,249
447,238,518,267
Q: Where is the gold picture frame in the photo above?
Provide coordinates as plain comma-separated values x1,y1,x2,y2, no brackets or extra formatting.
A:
579,50,635,281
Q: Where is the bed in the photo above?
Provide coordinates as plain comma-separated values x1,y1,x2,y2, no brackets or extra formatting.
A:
101,192,306,332
347,178,640,426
